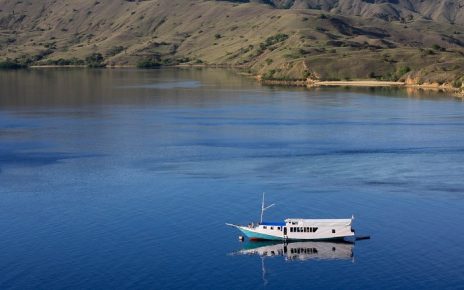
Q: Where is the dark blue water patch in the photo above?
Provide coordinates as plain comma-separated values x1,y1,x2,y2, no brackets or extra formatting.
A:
325,147,464,155
0,150,103,170
364,180,412,186
0,129,29,138
12,109,111,119
137,145,464,164
426,184,464,194
172,115,464,127
0,116,38,130
0,140,53,152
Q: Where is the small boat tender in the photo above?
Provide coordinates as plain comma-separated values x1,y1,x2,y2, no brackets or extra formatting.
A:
227,193,355,241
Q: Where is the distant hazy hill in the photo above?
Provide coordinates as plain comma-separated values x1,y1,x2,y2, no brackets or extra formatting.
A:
1,0,463,87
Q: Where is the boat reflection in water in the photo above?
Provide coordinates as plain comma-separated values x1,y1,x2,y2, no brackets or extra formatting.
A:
233,241,354,285
235,240,354,261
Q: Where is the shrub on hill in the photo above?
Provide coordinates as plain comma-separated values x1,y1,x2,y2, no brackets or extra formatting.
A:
85,53,105,67
260,34,289,50
0,59,27,69
136,58,161,68
45,58,85,66
106,46,125,57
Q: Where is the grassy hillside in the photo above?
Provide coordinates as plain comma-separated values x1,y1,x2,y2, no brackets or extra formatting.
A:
0,0,463,88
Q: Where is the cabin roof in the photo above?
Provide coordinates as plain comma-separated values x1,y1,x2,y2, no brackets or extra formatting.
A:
285,218,352,223
260,221,286,226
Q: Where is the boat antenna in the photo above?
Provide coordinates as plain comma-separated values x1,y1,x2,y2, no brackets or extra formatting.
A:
260,192,275,224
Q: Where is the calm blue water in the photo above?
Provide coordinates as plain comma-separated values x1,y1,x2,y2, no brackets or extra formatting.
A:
1,68,464,289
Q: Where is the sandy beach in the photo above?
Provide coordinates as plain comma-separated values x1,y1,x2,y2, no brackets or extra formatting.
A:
311,81,404,87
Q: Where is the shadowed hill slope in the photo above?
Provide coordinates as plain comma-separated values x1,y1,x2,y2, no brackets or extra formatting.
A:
0,0,463,87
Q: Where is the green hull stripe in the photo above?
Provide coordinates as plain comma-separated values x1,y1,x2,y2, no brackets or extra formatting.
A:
239,228,284,240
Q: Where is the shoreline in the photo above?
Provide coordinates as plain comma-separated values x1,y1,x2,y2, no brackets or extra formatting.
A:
260,77,463,97
11,65,464,97
310,80,404,87
28,64,235,69
260,79,404,87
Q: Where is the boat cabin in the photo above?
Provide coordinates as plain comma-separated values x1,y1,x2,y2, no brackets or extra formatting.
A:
249,218,354,240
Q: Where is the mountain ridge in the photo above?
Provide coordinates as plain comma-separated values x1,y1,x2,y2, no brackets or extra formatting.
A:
227,0,464,25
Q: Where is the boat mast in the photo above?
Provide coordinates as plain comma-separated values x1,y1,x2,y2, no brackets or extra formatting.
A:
260,192,275,224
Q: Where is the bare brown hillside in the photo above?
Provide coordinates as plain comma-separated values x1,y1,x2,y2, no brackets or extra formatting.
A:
0,0,463,87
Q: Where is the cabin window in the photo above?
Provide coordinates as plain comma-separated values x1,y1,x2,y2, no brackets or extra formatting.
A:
290,227,293,232
270,227,274,230
309,227,318,233
277,227,281,231
332,229,336,233
263,226,267,229
300,227,303,232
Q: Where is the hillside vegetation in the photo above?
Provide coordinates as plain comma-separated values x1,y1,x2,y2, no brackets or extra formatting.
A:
0,0,463,88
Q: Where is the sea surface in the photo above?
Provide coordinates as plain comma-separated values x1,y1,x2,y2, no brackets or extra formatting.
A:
1,68,464,290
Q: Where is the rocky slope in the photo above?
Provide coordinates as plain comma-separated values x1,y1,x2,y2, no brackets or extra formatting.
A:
0,0,463,89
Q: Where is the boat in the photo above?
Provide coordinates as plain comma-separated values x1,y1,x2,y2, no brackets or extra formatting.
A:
226,193,355,241
233,240,354,261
